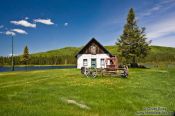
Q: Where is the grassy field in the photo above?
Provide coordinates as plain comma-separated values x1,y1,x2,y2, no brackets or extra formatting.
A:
0,67,175,116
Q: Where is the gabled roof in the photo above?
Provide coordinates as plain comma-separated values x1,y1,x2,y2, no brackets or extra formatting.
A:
75,38,113,57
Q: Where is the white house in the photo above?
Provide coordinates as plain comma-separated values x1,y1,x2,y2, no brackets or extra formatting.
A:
76,38,113,69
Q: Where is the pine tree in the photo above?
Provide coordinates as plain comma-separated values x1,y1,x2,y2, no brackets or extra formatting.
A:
22,46,30,70
117,8,151,67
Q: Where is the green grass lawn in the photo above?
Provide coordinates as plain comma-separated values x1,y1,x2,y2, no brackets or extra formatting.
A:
0,67,175,116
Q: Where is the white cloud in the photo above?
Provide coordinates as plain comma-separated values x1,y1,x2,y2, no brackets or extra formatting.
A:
151,36,175,47
141,0,175,16
146,14,175,47
0,25,4,29
34,18,54,25
64,22,68,26
147,16,175,39
11,29,28,34
25,17,29,20
5,31,16,36
9,53,17,56
143,5,161,16
10,20,36,28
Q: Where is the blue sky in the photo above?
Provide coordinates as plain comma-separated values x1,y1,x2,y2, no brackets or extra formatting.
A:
0,0,175,56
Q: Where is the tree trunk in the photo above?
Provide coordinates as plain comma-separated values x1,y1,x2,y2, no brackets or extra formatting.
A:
132,56,136,64
131,56,138,68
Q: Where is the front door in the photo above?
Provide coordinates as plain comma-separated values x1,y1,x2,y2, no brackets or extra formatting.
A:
91,58,96,68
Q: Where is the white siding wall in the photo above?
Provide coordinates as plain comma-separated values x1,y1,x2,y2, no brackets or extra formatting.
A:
77,54,110,69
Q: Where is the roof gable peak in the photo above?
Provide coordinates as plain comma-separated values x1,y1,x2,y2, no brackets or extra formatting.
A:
75,38,112,57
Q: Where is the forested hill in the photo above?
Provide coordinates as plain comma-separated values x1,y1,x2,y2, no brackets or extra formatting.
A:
0,45,175,65
32,47,81,57
31,45,175,63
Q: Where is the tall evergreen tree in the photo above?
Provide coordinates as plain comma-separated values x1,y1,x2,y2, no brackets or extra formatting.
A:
22,46,30,70
117,8,151,67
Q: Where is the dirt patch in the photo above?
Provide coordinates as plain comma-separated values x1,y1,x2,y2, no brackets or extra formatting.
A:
62,98,90,110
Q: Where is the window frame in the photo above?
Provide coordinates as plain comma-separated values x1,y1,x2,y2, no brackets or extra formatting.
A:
100,58,105,67
83,59,88,67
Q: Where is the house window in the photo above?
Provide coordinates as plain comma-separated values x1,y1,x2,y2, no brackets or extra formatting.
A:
83,59,88,67
101,59,105,67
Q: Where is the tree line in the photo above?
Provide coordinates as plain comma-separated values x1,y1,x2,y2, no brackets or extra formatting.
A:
0,52,175,66
0,45,77,66
0,55,76,66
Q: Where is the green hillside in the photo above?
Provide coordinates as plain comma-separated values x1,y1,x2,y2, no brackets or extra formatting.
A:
32,47,81,57
32,45,175,56
1,45,175,66
143,46,175,62
31,45,120,57
31,45,175,63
